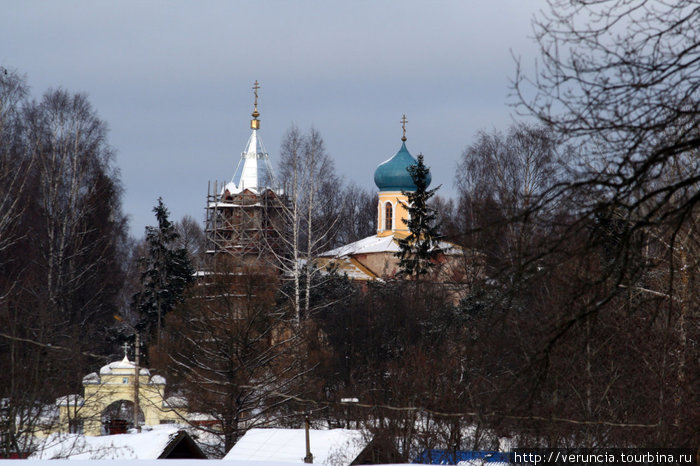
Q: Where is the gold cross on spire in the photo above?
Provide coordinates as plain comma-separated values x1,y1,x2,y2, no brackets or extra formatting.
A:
400,114,408,141
251,80,260,128
252,80,260,107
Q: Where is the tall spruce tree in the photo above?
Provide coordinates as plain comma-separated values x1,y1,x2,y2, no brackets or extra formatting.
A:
396,153,443,278
135,198,194,346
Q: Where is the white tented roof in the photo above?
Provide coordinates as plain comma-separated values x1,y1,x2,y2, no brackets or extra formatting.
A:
226,129,276,195
223,428,367,466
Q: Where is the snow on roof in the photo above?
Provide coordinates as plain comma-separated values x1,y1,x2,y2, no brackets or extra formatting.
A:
416,449,510,465
163,396,187,409
227,129,275,195
437,241,463,255
187,411,217,422
319,234,400,257
99,356,150,376
82,372,100,384
221,183,261,197
29,425,188,460
209,199,264,207
55,394,84,407
223,428,367,465
319,234,463,258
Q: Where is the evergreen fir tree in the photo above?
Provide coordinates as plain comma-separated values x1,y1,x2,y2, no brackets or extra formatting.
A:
396,153,443,278
135,198,195,346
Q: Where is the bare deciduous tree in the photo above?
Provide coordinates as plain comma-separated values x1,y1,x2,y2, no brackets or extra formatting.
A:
514,0,699,234
275,126,342,324
0,68,30,265
175,215,207,270
508,1,700,444
456,123,566,282
1,77,126,457
337,183,376,245
156,257,304,456
24,88,126,328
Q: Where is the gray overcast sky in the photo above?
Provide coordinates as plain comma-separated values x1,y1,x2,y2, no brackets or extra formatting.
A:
2,1,544,237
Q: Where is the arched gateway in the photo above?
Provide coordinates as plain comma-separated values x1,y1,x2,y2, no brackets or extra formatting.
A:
56,356,185,436
101,400,145,435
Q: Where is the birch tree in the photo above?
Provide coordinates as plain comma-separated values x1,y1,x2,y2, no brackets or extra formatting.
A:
1,77,127,457
0,70,48,459
456,123,566,283
275,126,341,325
0,68,30,266
23,89,127,329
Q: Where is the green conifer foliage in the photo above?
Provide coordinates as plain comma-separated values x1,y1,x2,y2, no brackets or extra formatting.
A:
396,153,442,278
135,198,195,345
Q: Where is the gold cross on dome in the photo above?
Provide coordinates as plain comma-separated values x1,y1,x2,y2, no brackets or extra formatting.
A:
401,114,408,141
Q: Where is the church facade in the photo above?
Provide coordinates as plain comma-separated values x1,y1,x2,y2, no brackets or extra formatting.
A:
316,118,467,282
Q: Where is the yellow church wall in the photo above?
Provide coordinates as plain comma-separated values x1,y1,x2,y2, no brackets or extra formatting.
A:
377,191,411,237
353,252,401,278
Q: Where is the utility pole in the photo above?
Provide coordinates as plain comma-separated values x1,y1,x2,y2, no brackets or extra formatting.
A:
114,314,142,433
134,332,141,433
303,411,313,464
340,398,359,429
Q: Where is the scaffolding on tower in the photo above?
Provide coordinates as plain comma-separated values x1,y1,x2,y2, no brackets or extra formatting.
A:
205,181,286,260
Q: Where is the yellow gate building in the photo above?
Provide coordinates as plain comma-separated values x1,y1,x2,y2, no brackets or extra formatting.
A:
55,355,186,436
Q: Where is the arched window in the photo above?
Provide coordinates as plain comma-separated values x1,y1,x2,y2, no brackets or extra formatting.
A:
385,202,393,231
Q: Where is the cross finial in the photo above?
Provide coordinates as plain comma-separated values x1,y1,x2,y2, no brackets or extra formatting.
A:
251,80,260,118
251,80,261,128
400,114,408,141
252,80,260,106
122,342,129,359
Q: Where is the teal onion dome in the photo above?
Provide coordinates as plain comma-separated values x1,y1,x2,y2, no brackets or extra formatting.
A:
374,142,431,192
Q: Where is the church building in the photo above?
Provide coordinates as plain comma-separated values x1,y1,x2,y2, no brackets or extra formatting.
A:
316,117,465,281
203,85,467,284
205,81,285,259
